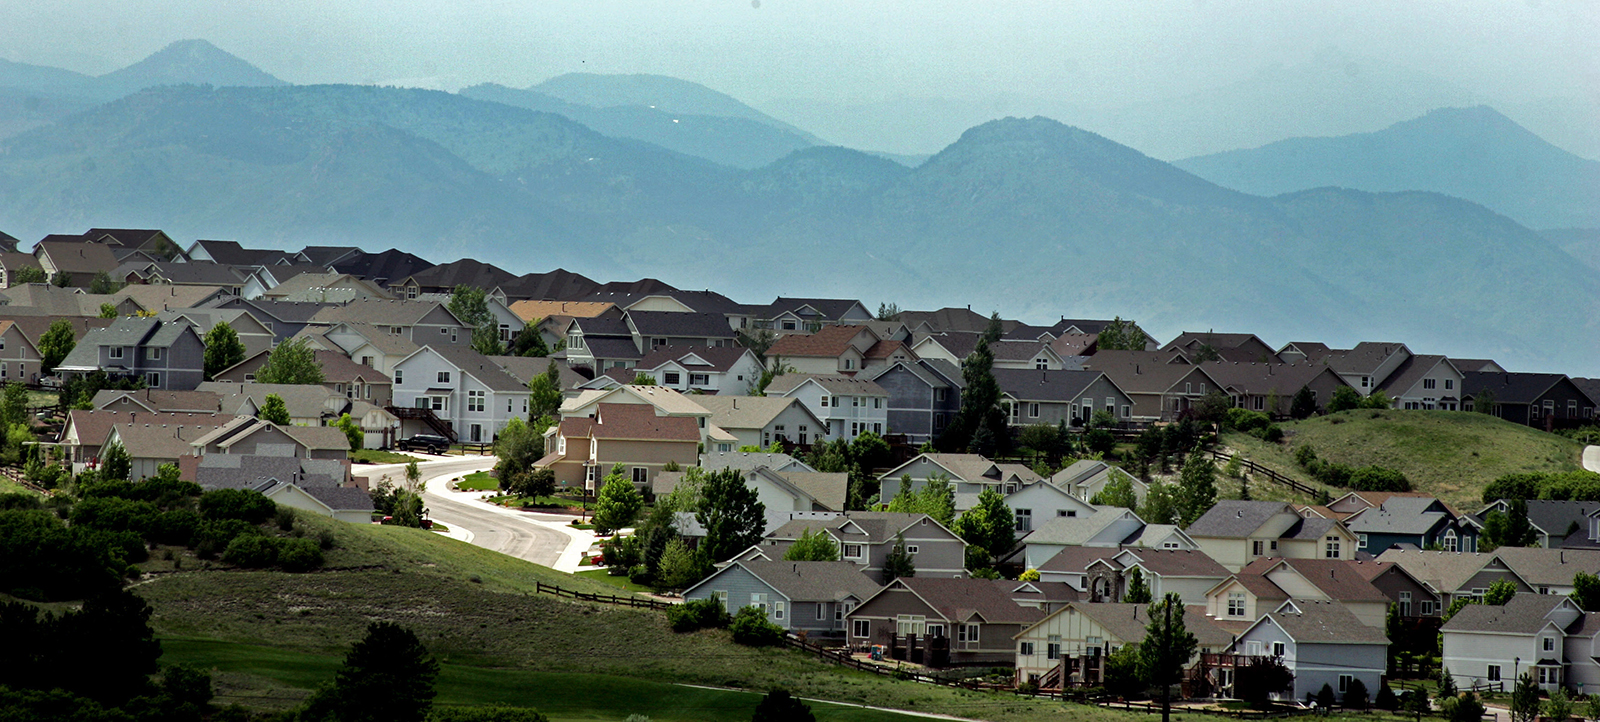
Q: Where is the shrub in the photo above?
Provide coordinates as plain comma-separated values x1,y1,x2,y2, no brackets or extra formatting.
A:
274,506,297,532
221,534,278,568
429,706,550,721
1376,683,1399,711
277,538,325,572
627,565,650,586
147,509,202,546
730,605,785,646
69,496,159,534
1085,428,1116,456
1258,425,1284,443
199,489,275,524
1293,444,1317,468
193,518,256,558
1345,677,1369,709
668,598,732,633
1349,466,1410,492
1224,408,1271,433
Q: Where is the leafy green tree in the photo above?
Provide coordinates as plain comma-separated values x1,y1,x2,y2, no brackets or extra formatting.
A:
258,393,291,425
1545,688,1573,722
1140,481,1181,525
12,265,45,284
982,311,1004,344
39,318,76,373
1123,567,1152,603
1346,677,1370,709
849,430,891,471
917,474,956,527
100,441,131,481
448,285,501,356
948,337,1005,455
1583,692,1600,722
1234,656,1295,708
255,337,325,385
730,606,785,647
1316,683,1336,709
509,322,550,357
202,321,247,380
1326,386,1363,413
1571,572,1600,611
1446,692,1484,722
883,533,915,582
1138,593,1197,722
1097,317,1148,351
751,688,815,722
1177,451,1218,527
593,464,644,533
1503,498,1538,547
1103,642,1145,699
527,363,563,420
1484,579,1518,606
631,372,657,386
1403,683,1431,722
304,621,440,722
1286,386,1317,420
0,382,28,429
697,468,766,562
655,538,709,591
1511,671,1540,722
1438,665,1458,699
1349,465,1410,492
876,302,900,321
782,528,839,561
334,413,363,451
953,487,1015,569
98,302,118,319
50,270,70,287
89,272,120,295
1090,472,1140,511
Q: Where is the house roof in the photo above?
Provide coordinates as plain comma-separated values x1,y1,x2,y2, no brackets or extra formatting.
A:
1036,545,1123,575
36,241,120,274
766,324,876,358
993,368,1120,403
189,240,290,266
761,297,868,321
1050,602,1234,648
487,356,585,390
322,323,421,357
692,395,808,430
493,269,601,301
888,577,1044,625
0,284,122,316
194,381,348,420
767,512,944,545
558,403,699,442
309,299,462,327
0,314,111,350
1490,547,1600,587
896,308,1005,334
401,258,516,289
1083,350,1223,395
62,410,227,449
0,251,41,271
1123,549,1229,578
1376,549,1504,593
1324,342,1411,376
732,560,882,602
634,346,754,375
1463,371,1586,406
295,246,361,266
418,345,527,393
1221,570,1292,600
1050,333,1099,358
92,389,224,413
882,453,1002,484
1023,508,1138,546
1516,500,1600,538
776,471,849,512
110,420,226,459
581,336,644,361
1185,501,1297,539
700,451,815,473
508,299,615,322
627,310,737,338
1376,355,1458,396
1451,359,1504,374
764,373,887,397
112,283,229,312
1265,600,1389,644
1440,594,1573,635
329,248,436,285
140,261,247,286
205,297,337,325
1196,361,1343,397
1163,332,1270,353
261,272,393,301
1245,558,1389,602
195,453,346,490
1346,497,1454,535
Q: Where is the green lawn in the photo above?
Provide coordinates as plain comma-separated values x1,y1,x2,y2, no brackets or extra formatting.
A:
0,477,42,497
1224,409,1586,508
457,471,499,491
575,568,654,594
351,449,422,464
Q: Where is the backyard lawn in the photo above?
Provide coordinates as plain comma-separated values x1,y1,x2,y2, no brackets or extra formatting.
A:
350,449,421,464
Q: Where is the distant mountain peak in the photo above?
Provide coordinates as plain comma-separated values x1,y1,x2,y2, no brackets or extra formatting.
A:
530,72,826,145
94,38,285,96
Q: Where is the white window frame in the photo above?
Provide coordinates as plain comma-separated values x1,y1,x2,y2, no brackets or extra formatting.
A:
1272,641,1285,657
438,370,451,384
843,544,863,559
145,371,160,387
110,346,124,359
148,347,163,361
852,619,870,638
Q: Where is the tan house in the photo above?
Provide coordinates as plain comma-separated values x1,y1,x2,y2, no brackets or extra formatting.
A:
764,324,897,376
1203,557,1391,628
1013,602,1235,689
1186,500,1358,572
538,402,699,491
0,320,44,383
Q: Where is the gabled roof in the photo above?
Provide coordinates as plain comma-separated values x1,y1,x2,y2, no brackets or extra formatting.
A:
765,373,887,397
767,512,952,546
410,345,529,393
493,269,600,302
35,241,123,274
194,381,348,419
880,453,1002,484
486,355,586,390
558,403,699,442
1196,360,1345,397
1346,496,1455,535
766,324,877,358
1254,599,1389,644
1185,500,1297,539
61,409,227,449
626,310,737,338
1490,547,1600,587
399,258,516,290
112,283,230,312
1376,549,1525,593
140,261,248,286
187,239,290,266
693,395,815,431
260,272,393,301
295,246,363,266
1441,594,1575,635
0,284,123,316
993,368,1123,403
1021,602,1233,648
204,297,337,325
1036,545,1123,575
777,471,849,512
1463,371,1589,406
92,389,224,413
1023,507,1140,546
694,560,880,603
309,299,464,327
1120,549,1229,578
1244,557,1389,602
328,248,435,285
1376,355,1460,396
760,297,870,321
874,577,1044,625
896,308,1009,334
1323,342,1411,376
1083,350,1225,395
634,346,756,374
508,299,616,322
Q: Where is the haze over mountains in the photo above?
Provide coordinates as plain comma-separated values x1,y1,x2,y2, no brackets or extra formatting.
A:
0,40,1596,374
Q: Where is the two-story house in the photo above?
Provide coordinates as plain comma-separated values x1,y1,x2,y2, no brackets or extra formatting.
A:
1013,601,1234,690
561,316,643,374
1324,342,1414,396
993,368,1135,427
877,453,1042,510
1226,599,1390,703
764,324,895,376
1442,594,1585,693
1377,355,1466,410
741,512,968,583
55,317,206,390
1204,557,1391,628
866,359,964,445
692,395,833,452
1185,501,1358,572
909,332,1067,371
1082,350,1228,422
1463,371,1597,430
308,299,472,348
847,577,1044,665
1004,479,1099,537
1017,506,1144,569
1376,549,1535,603
0,320,43,383
538,402,700,491
391,345,529,443
1082,548,1231,605
1051,460,1150,505
764,373,889,441
215,349,394,407
1347,495,1478,554
683,561,882,636
626,346,764,396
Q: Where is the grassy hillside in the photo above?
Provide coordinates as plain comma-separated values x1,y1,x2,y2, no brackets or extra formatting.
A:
1223,409,1585,508
135,514,1108,721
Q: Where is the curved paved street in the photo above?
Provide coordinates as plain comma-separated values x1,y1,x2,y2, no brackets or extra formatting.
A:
352,456,590,570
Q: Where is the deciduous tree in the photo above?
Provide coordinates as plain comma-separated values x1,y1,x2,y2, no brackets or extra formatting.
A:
258,393,291,426
1096,317,1148,351
696,468,765,562
954,487,1014,570
39,318,76,373
255,337,324,385
592,464,644,533
783,528,839,561
202,321,247,380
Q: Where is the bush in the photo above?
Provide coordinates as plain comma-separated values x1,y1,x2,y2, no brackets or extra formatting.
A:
668,598,732,633
147,509,202,546
1224,408,1272,433
1257,425,1284,443
277,538,325,572
221,534,278,568
274,506,297,532
199,489,275,524
1085,428,1116,456
1349,465,1410,492
1345,677,1369,709
69,497,159,534
1376,683,1399,711
1293,444,1316,467
730,605,785,646
429,707,550,722
627,564,650,586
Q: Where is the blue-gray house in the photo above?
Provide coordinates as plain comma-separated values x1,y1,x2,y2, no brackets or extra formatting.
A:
1347,496,1478,554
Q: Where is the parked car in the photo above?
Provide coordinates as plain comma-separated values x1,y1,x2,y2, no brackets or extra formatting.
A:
397,434,451,454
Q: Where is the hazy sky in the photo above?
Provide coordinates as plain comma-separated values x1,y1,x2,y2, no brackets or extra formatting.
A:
4,1,1597,154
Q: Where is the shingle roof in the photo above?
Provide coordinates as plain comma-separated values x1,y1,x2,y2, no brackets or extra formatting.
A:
1245,558,1389,602
1440,594,1571,635
766,324,875,358
896,308,1002,334
329,248,435,285
1185,501,1297,539
487,356,585,390
1463,371,1584,406
1083,350,1221,395
1323,342,1411,376
113,284,229,312
1518,500,1600,538
993,368,1118,403
0,284,122,316
1267,600,1389,644
36,241,121,274
494,269,600,302
421,345,527,393
558,403,700,442
777,471,849,512
309,299,461,327
1024,508,1137,546
1196,361,1342,397
92,389,224,413
1375,355,1457,396
734,560,882,602
767,512,938,545
111,420,225,459
1063,603,1235,648
1125,549,1229,578
634,346,754,374
195,381,347,420
1036,545,1122,574
885,453,1001,484
508,299,615,322
1490,547,1600,587
63,410,228,449
693,395,804,430
260,272,393,301
189,240,290,266
916,332,1052,362
402,258,517,290
700,451,815,473
764,373,886,397
627,310,737,338
892,577,1044,625
761,298,867,321
1376,549,1501,593
143,262,247,286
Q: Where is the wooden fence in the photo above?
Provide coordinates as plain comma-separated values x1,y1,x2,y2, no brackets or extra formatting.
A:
1203,448,1321,497
1100,699,1314,719
532,581,675,610
0,465,51,495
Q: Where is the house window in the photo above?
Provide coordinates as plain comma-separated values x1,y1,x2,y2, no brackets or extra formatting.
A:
507,398,513,412
773,602,785,621
1029,403,1040,418
1423,379,1437,389
146,372,160,387
1361,376,1371,388
1445,379,1454,390
440,327,449,335
852,619,870,638
958,624,980,644
1444,531,1458,552
1253,540,1265,556
362,356,374,367
843,358,854,370
873,423,882,435
820,396,830,407
1339,675,1353,693
1015,509,1032,532
148,347,163,361
782,320,797,331
717,443,732,453
851,397,860,407
843,544,863,559
1036,359,1047,370
817,603,826,620
394,369,403,385
874,398,882,409
1399,591,1412,616
663,372,680,385
690,373,708,386
1324,536,1341,558
836,602,853,620
1020,641,1036,656
1544,637,1555,652
1122,405,1130,418
1421,600,1435,615
467,390,485,411
1358,534,1368,549
1487,665,1501,682
895,615,926,636
110,347,124,359
926,623,946,638
934,388,948,402
1227,593,1245,617
1272,642,1285,657
0,362,6,378
1047,635,1062,659
437,371,451,383
906,545,919,555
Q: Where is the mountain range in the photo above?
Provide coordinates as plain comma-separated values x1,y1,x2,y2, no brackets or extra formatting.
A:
1175,106,1600,231
0,41,1597,373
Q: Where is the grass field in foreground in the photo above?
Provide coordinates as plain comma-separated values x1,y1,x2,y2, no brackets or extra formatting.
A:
1223,409,1585,508
164,638,934,722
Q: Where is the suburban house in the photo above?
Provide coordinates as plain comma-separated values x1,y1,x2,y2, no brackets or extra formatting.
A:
1197,361,1349,416
189,416,351,462
1004,479,1099,535
1488,548,1600,596
1051,459,1149,505
750,297,875,334
0,252,43,289
561,316,643,373
1347,559,1444,618
486,355,587,397
33,240,120,287
1442,594,1585,693
537,402,700,491
683,560,882,636
764,324,907,376
1083,548,1231,605
390,345,530,443
1017,506,1144,570
1323,342,1414,396
308,299,473,348
1223,599,1389,703
203,297,337,342
1163,332,1281,364
700,451,816,474
742,512,968,583
763,373,889,441
1376,549,1535,603
1376,355,1466,410
909,332,1067,371
866,359,964,445
216,349,395,407
58,410,227,471
692,395,832,451
993,368,1135,427
388,259,517,299
1347,495,1479,554
623,346,764,396
116,284,233,314
193,454,371,522
1204,557,1391,628
1186,501,1359,572
1475,500,1600,548
1463,371,1597,429
0,319,43,383
846,577,1045,664
655,465,847,517
55,317,206,390
878,453,1042,509
257,272,395,303
626,310,740,351
561,385,714,446
1012,602,1234,689
157,308,277,358
318,322,422,379
1081,350,1227,422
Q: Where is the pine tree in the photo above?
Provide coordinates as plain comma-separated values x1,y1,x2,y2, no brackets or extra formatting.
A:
883,533,915,582
1122,567,1152,603
316,621,440,722
593,464,645,533
1138,593,1197,722
1177,450,1218,527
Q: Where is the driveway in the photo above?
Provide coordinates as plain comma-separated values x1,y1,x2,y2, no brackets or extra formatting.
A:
352,455,593,571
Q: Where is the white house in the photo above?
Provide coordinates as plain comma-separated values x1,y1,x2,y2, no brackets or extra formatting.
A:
1226,599,1389,703
692,395,834,452
391,345,530,443
764,374,889,441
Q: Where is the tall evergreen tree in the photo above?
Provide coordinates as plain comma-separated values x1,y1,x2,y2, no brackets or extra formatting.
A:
1122,567,1152,603
696,468,766,562
1177,450,1218,527
1138,593,1198,722
310,621,440,722
883,532,915,581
